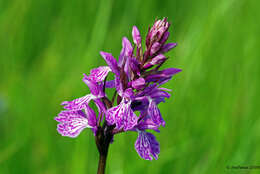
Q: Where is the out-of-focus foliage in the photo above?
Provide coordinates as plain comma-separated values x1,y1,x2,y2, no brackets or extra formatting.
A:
0,0,259,173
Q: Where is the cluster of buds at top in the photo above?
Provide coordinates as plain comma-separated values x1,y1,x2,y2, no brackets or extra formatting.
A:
55,18,181,160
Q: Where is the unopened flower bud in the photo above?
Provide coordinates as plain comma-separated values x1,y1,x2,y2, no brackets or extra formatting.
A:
132,26,142,47
150,42,161,55
143,54,166,69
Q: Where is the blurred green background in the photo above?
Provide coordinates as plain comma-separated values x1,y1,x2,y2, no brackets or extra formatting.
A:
0,0,259,173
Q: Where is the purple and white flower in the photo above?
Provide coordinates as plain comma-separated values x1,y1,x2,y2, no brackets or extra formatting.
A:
55,17,181,161
135,131,160,160
55,109,96,138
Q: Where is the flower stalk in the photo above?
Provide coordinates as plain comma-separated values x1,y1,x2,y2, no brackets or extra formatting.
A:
95,123,114,174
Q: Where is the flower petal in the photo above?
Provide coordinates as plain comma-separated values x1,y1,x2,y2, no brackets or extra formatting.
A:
136,84,157,97
123,103,138,130
132,26,141,47
94,98,106,113
123,88,134,99
61,94,94,111
150,42,161,55
129,57,140,76
115,75,124,96
159,31,169,44
145,68,182,83
88,66,111,82
106,102,125,128
84,105,97,128
83,74,104,97
132,77,146,90
150,89,171,103
106,99,138,131
148,100,165,127
135,131,160,160
55,110,91,138
84,104,98,135
119,37,133,67
160,43,177,54
137,117,160,132
143,54,166,69
100,51,120,76
93,98,106,125
130,97,149,111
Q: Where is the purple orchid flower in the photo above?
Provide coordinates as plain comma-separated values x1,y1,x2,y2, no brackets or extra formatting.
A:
106,88,138,131
135,131,160,160
55,18,181,174
55,108,96,138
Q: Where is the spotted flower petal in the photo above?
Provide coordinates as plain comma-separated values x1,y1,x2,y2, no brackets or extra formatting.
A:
135,131,160,160
55,110,92,138
88,66,111,82
61,94,94,111
148,99,165,127
106,98,138,131
137,117,160,132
